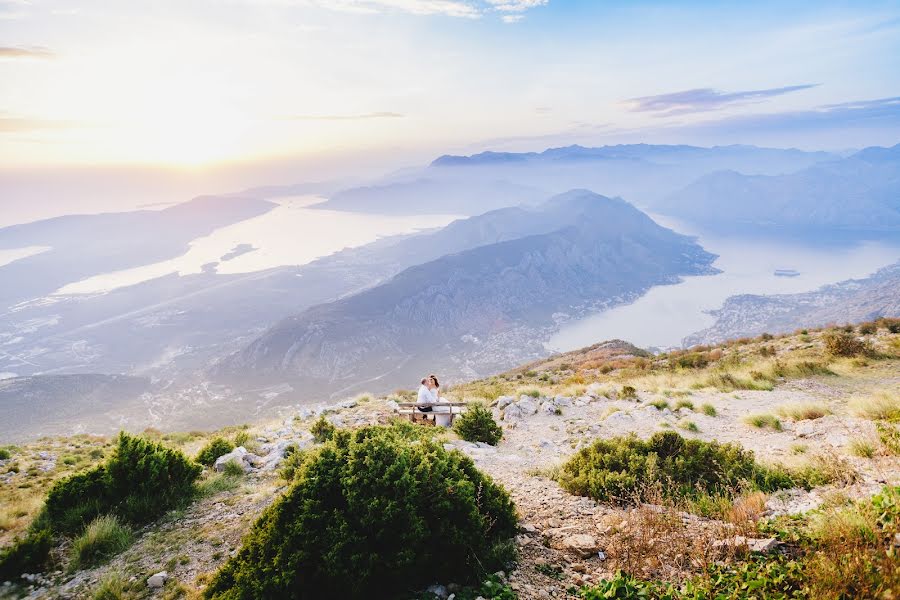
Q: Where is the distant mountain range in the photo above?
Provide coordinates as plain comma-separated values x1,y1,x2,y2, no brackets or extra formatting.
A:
660,144,900,231
216,190,717,393
315,143,838,215
684,261,900,346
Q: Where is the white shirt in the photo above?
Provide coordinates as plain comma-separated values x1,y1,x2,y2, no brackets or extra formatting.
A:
417,384,436,405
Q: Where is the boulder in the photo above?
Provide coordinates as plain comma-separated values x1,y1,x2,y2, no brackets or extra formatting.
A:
147,572,169,588
554,396,573,407
214,446,251,473
497,396,516,410
517,397,539,415
559,534,601,557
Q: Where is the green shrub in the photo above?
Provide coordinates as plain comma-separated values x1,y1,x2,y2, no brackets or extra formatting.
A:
205,424,517,599
0,448,10,460
45,432,201,534
455,403,503,446
69,515,133,570
649,400,670,410
620,385,637,400
823,330,868,357
674,400,694,411
558,431,792,505
700,403,717,416
858,322,877,335
196,438,235,467
0,527,52,581
879,318,900,333
310,416,336,443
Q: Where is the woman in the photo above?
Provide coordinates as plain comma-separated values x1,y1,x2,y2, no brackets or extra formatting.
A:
427,375,453,428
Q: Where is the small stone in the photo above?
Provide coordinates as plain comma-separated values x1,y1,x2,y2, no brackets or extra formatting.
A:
559,533,601,557
147,571,169,588
426,584,448,598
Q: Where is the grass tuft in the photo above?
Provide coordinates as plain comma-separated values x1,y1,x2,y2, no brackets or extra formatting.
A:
849,391,900,420
776,402,831,421
69,515,133,571
743,413,783,431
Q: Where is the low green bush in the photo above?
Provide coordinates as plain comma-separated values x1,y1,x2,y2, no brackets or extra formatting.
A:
46,432,201,534
309,416,336,443
195,438,235,467
455,403,503,445
205,424,517,599
558,431,792,504
0,527,53,581
69,515,133,570
0,448,10,460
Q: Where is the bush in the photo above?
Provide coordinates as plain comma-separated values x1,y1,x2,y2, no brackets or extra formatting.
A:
880,317,900,333
744,413,783,431
205,424,517,599
858,322,877,335
46,432,201,534
0,448,10,460
823,330,868,357
558,431,792,505
455,403,503,446
92,572,130,600
310,416,336,443
196,438,235,467
850,391,900,421
0,527,52,581
69,515,133,570
620,385,637,400
700,403,717,416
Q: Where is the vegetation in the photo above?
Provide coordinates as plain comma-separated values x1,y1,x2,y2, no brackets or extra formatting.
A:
92,572,131,600
557,431,793,504
744,413,783,431
310,416,337,443
454,403,503,445
0,432,200,579
68,515,133,570
700,403,717,416
195,437,235,467
823,330,869,357
849,391,900,420
776,402,831,421
205,424,517,599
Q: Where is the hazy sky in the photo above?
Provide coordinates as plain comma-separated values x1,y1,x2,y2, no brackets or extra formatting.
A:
2,0,900,169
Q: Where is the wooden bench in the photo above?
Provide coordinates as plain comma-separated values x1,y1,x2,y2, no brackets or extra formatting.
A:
396,402,468,426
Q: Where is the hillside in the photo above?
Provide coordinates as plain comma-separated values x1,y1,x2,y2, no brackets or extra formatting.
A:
1,323,898,598
215,191,717,392
660,143,900,231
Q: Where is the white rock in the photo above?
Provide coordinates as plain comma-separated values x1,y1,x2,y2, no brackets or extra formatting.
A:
214,447,250,473
147,572,168,588
497,396,516,410
427,584,449,598
559,534,601,557
517,397,539,415
554,396,573,407
339,399,358,409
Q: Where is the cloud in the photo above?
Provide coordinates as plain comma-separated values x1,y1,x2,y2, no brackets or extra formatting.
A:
282,111,405,121
309,0,480,18
0,116,73,132
0,45,55,59
308,0,547,20
626,84,818,116
487,0,547,11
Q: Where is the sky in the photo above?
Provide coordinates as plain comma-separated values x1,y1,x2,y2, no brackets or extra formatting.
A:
2,0,900,173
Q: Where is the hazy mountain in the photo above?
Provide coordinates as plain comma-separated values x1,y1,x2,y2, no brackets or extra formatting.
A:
217,190,717,394
316,144,837,216
660,143,900,231
684,261,900,346
318,178,547,215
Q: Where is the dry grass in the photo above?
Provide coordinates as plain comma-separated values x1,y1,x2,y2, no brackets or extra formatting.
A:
849,391,900,420
848,438,875,458
775,402,832,421
743,413,782,431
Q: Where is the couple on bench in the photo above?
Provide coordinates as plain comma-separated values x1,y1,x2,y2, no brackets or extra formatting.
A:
417,374,453,427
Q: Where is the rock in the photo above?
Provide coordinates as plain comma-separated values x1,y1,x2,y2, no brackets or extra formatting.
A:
339,399,358,409
540,401,557,415
147,572,168,588
214,447,250,473
559,534,601,557
554,396,573,407
502,404,526,421
386,400,400,411
517,397,539,415
714,536,780,554
497,396,516,410
519,523,538,534
426,584,449,598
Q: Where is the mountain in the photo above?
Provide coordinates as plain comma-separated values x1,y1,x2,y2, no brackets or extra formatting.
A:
660,143,900,231
315,144,837,216
318,178,547,215
684,261,900,346
216,190,717,394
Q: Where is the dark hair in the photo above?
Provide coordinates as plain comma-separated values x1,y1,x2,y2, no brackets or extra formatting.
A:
429,374,440,388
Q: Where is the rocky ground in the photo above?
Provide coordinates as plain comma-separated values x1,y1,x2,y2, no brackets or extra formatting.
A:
1,329,899,599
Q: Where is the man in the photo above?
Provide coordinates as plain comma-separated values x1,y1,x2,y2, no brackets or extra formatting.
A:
416,376,437,412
